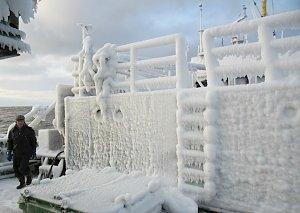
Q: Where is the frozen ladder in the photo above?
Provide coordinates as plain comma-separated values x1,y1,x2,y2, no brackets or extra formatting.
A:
176,88,217,202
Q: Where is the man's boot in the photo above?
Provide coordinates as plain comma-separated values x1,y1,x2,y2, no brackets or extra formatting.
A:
26,174,32,185
16,177,26,189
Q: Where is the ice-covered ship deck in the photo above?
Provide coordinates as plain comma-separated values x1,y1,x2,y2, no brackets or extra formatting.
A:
19,10,300,213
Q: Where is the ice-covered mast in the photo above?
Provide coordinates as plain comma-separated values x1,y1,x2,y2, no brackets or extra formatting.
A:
78,23,92,42
231,5,248,45
262,0,268,17
76,23,95,96
197,3,204,61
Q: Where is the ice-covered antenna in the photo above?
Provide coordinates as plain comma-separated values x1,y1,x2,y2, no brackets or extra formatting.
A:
235,5,247,23
77,23,92,41
198,3,204,55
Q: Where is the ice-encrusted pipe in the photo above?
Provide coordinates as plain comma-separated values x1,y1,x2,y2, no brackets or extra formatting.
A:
202,90,219,202
258,24,283,82
176,89,187,191
29,102,56,128
93,43,117,120
176,127,185,190
78,35,95,93
83,38,95,91
203,126,218,144
130,46,137,92
2,103,56,144
203,31,221,87
53,85,73,135
175,34,190,90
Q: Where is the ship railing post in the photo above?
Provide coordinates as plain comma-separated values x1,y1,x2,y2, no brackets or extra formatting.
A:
258,23,282,82
176,34,189,90
78,75,83,96
130,46,137,93
203,30,221,87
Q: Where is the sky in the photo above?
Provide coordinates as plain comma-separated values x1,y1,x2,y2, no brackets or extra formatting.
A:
0,0,299,106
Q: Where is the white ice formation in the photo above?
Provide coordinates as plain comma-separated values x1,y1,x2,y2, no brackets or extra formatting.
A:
71,25,118,120
0,22,30,53
93,43,117,120
0,0,37,53
0,0,37,24
72,24,96,94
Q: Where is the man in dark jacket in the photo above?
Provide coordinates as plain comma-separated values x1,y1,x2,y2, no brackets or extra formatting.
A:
6,115,37,189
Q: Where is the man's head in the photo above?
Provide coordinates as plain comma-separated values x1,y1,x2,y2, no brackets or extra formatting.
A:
15,115,25,128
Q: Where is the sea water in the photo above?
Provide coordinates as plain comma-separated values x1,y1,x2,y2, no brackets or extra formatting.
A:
0,106,54,135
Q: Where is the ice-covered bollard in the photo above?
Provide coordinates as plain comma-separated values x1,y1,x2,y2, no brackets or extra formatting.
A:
61,198,70,209
23,189,32,198
148,180,161,193
114,194,126,205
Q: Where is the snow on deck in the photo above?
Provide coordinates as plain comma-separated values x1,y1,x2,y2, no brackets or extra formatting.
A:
0,178,22,213
22,167,197,213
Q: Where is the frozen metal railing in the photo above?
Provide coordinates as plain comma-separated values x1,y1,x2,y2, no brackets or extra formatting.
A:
0,103,55,177
71,33,191,95
114,34,191,92
203,10,300,86
0,102,56,146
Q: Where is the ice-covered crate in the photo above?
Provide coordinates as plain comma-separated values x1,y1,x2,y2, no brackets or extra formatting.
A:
38,129,63,151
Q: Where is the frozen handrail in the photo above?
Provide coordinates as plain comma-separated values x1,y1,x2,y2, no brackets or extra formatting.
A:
28,102,56,128
116,33,190,91
1,102,56,143
71,33,191,95
203,10,300,86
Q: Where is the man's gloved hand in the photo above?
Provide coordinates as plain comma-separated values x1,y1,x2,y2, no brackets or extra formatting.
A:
31,147,36,159
6,150,12,161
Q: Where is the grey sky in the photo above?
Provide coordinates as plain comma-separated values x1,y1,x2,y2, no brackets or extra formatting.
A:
0,0,299,106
